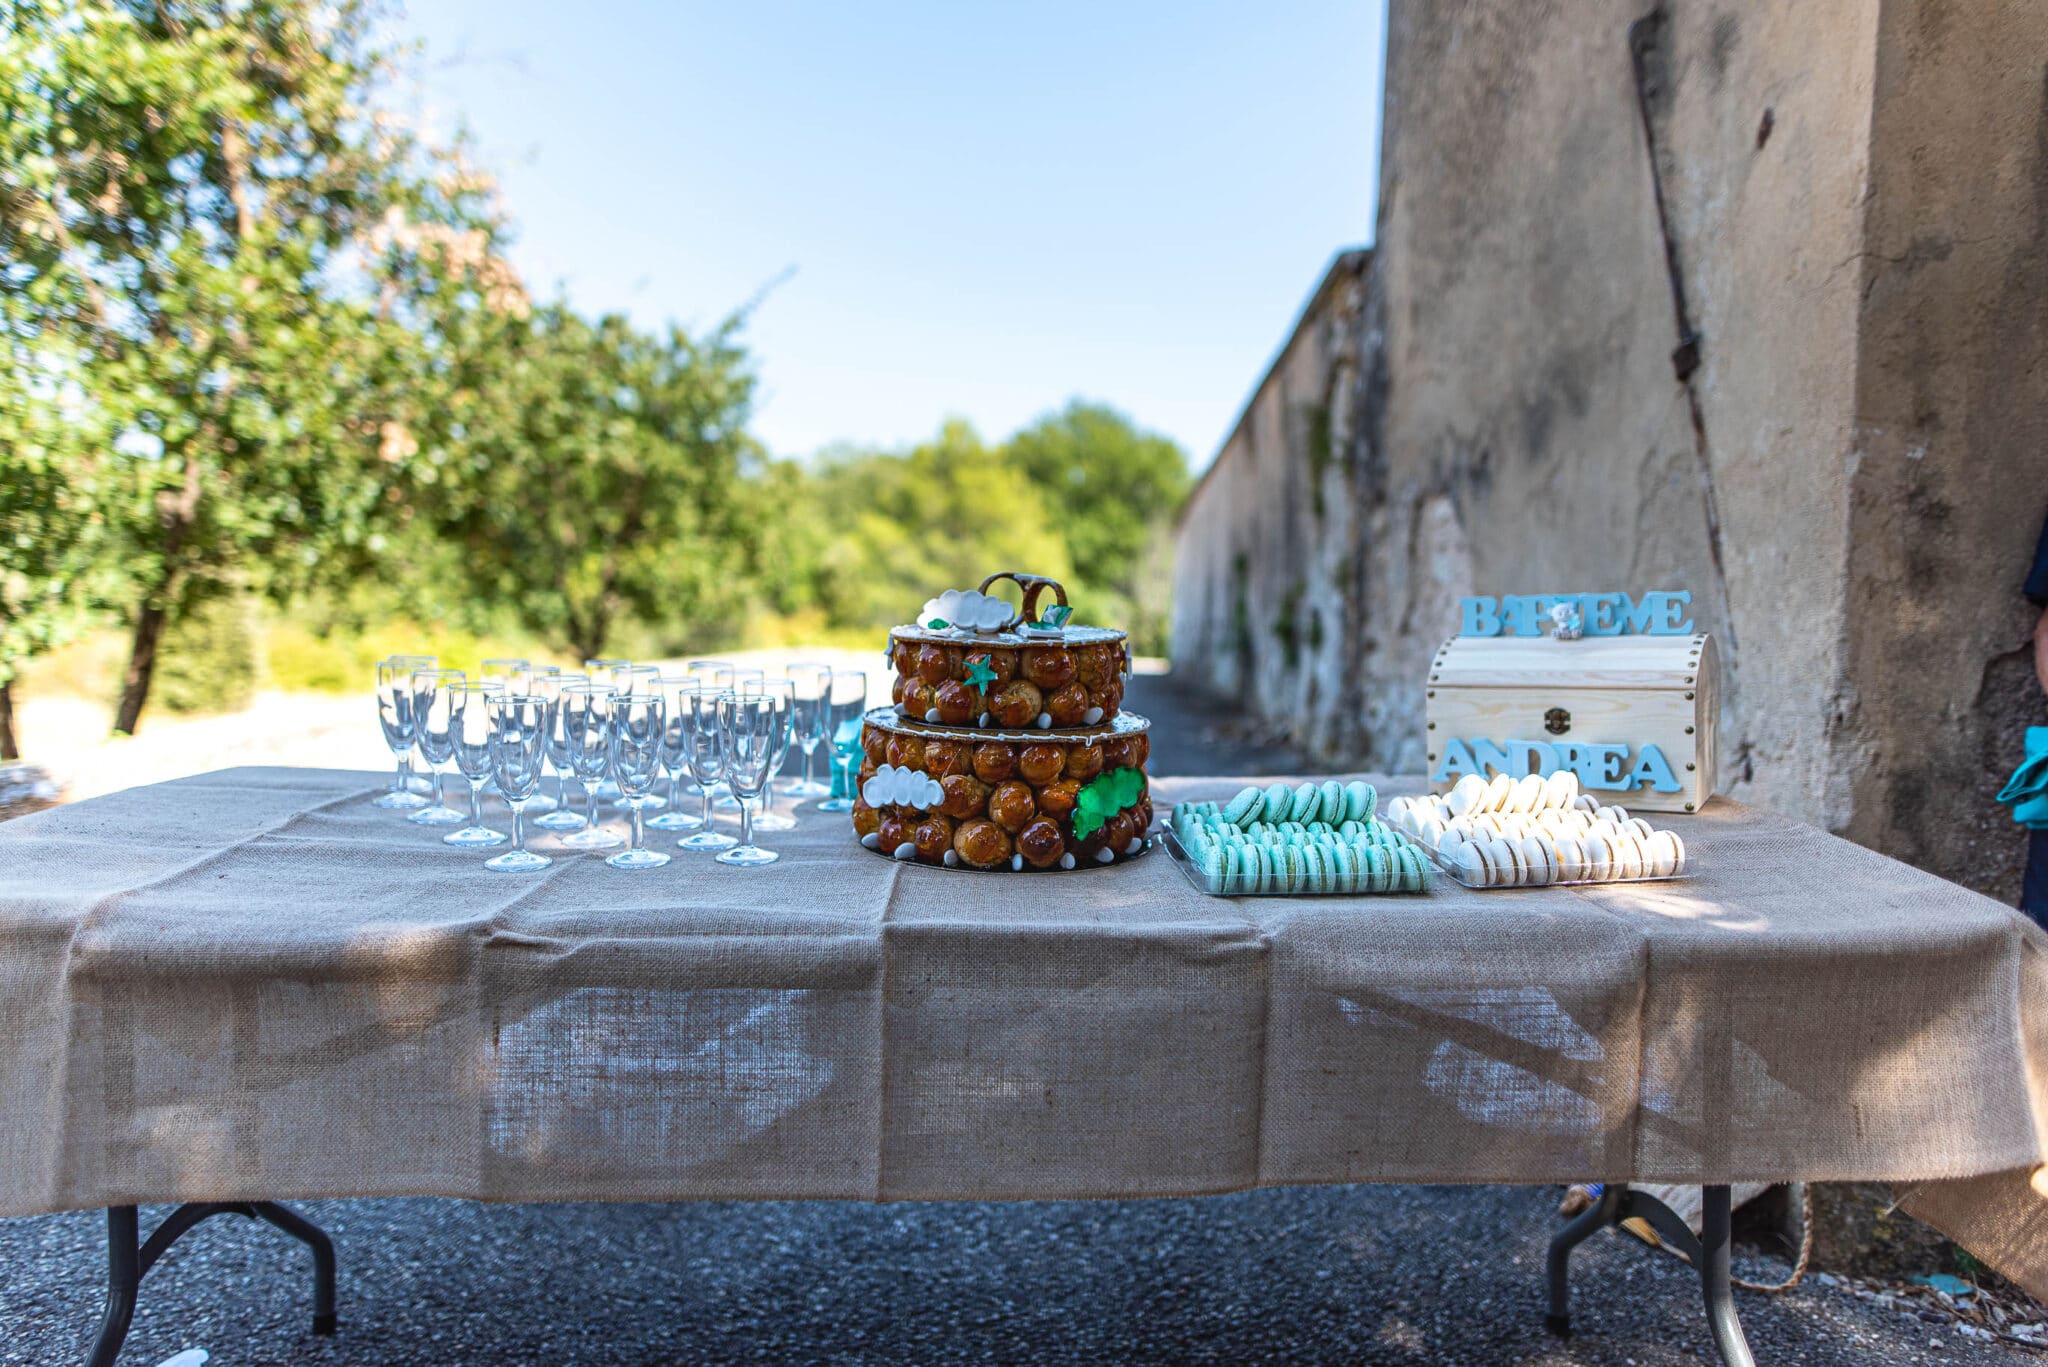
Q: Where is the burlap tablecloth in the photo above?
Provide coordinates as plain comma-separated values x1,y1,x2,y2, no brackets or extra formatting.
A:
2,767,2044,1293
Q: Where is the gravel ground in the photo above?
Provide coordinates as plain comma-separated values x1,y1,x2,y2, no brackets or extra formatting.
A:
0,674,2030,1365
2,1189,2028,1366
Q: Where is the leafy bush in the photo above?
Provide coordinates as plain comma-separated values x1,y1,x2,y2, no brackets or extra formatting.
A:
156,596,260,714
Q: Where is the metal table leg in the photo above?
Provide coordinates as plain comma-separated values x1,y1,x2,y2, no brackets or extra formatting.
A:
84,1202,337,1367
1700,1185,1757,1367
1543,1183,1756,1367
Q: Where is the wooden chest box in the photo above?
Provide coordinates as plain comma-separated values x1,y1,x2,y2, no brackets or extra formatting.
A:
1424,632,1719,814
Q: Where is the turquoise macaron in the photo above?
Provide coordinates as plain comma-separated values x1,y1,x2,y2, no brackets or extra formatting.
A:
1222,786,1264,826
1261,782,1293,824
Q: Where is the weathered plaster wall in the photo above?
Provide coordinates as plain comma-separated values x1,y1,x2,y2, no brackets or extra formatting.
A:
1171,250,1375,761
1171,0,2048,897
1841,1,2048,892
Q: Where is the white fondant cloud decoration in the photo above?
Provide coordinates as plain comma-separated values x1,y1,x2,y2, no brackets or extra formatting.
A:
862,763,945,810
920,588,1014,632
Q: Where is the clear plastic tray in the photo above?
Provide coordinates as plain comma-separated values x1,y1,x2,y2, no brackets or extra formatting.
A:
1418,837,1696,890
1161,828,1433,898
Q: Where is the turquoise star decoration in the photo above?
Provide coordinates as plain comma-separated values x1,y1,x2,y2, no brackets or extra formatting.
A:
1071,766,1146,841
963,655,999,698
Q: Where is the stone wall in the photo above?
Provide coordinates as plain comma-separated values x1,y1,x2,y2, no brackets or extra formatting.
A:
1171,0,2048,899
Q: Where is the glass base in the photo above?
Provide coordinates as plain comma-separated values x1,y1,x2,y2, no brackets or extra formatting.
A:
715,843,780,867
816,797,854,813
752,810,797,831
374,789,430,810
533,809,588,831
784,778,831,798
526,791,559,813
616,794,666,811
561,825,625,849
593,780,621,799
407,804,465,826
679,829,738,852
445,825,508,847
606,847,672,870
714,795,743,810
485,848,552,873
647,810,705,831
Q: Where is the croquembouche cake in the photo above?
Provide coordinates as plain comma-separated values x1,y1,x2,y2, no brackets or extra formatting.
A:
851,573,1153,870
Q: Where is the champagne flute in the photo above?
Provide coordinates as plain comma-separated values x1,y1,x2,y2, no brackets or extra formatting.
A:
533,671,590,831
683,660,735,797
649,676,706,831
715,668,766,809
609,665,665,806
483,694,551,873
677,688,737,852
445,684,508,847
524,665,562,812
373,656,437,809
716,692,787,867
816,669,869,813
406,668,469,825
686,659,736,691
559,683,625,849
741,678,798,831
480,658,533,695
605,692,671,869
782,661,834,798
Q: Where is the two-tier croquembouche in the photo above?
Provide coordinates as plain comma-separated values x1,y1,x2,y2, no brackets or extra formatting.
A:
850,572,1154,870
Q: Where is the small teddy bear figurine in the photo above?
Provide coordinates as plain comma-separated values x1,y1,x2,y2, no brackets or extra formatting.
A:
1548,601,1584,640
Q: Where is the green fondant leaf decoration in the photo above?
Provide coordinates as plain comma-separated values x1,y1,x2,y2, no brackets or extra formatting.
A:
926,617,949,630
1043,604,1074,628
1071,764,1147,842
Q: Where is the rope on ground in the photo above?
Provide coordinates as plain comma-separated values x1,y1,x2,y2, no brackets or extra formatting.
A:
1732,1182,1812,1293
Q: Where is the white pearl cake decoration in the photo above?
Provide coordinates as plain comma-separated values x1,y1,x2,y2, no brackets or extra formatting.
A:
1386,771,1690,889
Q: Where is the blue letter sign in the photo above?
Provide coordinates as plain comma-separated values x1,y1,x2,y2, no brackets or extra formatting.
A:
1456,591,1693,638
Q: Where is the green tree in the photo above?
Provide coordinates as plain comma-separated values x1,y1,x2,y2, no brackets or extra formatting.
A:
0,373,110,758
423,305,761,662
4,0,516,733
802,419,1075,632
1002,400,1190,650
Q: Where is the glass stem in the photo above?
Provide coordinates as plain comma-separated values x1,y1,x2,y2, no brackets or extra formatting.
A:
738,796,755,850
468,780,483,827
701,787,718,828
432,766,445,807
631,805,646,853
391,761,406,795
399,753,415,790
555,768,570,807
510,803,525,854
586,785,602,828
668,770,681,808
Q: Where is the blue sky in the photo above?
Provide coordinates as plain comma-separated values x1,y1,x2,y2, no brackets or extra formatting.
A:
393,2,1385,467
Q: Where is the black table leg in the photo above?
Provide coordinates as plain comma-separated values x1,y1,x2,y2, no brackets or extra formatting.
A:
85,1207,139,1367
82,1201,336,1366
1700,1185,1757,1367
1546,1183,1622,1334
1543,1183,1756,1366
